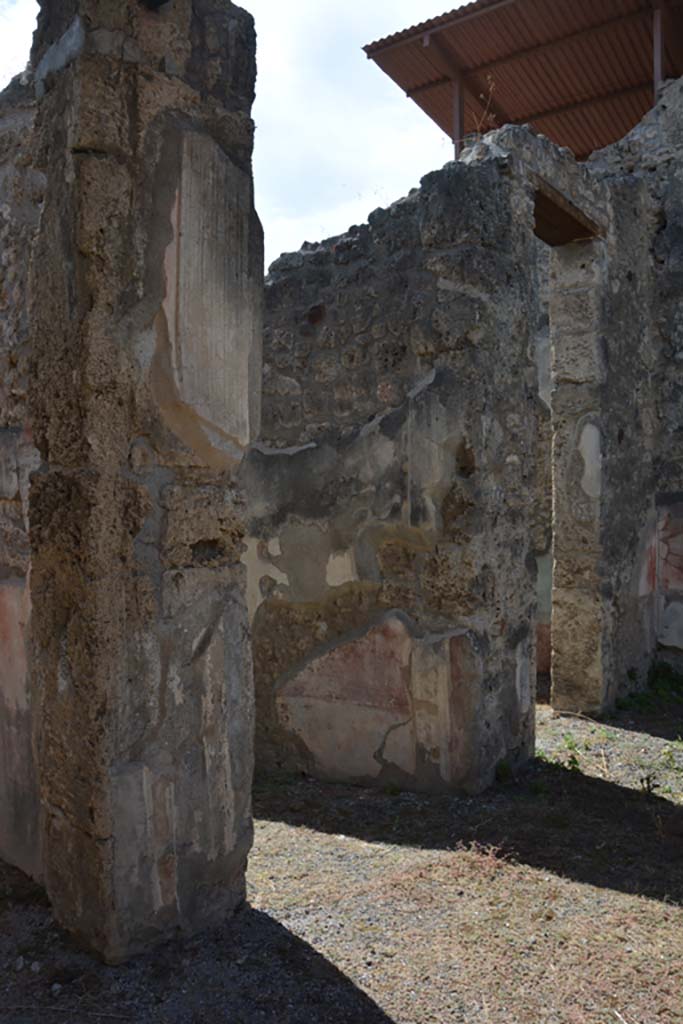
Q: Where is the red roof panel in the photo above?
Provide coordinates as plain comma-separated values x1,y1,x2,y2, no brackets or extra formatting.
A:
364,0,683,158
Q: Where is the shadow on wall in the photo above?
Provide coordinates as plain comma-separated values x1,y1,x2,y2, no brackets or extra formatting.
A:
0,867,396,1024
254,760,683,908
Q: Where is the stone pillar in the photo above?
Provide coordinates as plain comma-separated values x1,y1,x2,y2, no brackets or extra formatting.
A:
27,0,262,962
549,241,607,712
0,79,43,880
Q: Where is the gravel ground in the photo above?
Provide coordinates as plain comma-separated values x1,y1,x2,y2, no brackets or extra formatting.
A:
1,677,682,1024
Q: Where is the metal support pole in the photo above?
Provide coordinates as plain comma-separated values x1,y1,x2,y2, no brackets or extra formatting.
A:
653,2,664,99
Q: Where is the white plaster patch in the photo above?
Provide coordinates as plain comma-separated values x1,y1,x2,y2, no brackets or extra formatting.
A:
382,720,416,776
168,665,184,706
515,642,531,713
578,422,602,498
325,550,357,588
351,433,395,485
279,699,404,781
241,536,289,621
35,17,86,88
410,639,452,784
163,133,261,447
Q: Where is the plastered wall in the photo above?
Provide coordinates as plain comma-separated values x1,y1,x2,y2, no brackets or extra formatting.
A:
245,156,541,793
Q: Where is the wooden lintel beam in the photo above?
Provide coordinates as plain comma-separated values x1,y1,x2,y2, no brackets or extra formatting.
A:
421,35,466,155
516,80,652,125
654,1,664,96
453,73,465,158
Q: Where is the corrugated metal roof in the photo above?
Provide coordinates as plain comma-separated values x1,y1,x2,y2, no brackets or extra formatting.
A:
365,0,511,54
364,0,683,158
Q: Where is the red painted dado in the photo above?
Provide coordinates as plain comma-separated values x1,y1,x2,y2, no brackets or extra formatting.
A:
536,623,551,676
647,541,657,594
279,617,413,711
659,508,683,593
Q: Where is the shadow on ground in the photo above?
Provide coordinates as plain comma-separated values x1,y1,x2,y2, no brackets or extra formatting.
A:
254,755,683,907
609,676,683,741
0,867,395,1024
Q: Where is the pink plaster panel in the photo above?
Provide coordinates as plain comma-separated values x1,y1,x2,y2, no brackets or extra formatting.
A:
279,617,412,712
659,508,683,593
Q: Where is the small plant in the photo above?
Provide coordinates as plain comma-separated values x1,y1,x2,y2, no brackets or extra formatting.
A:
617,662,683,713
662,747,677,771
566,752,581,772
639,773,660,797
474,74,498,138
563,733,578,751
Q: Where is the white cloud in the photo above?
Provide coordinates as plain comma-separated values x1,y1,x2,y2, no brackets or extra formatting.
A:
0,0,37,87
248,0,459,266
0,0,461,268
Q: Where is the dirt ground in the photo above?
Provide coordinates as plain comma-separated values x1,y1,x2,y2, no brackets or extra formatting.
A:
1,673,682,1024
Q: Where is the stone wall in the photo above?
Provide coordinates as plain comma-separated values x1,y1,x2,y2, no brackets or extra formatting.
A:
246,156,540,793
467,124,670,714
549,77,683,703
0,0,262,963
0,79,43,879
252,90,683,738
615,80,683,666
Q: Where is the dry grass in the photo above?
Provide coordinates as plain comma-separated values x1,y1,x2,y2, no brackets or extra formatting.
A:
1,676,682,1023
249,680,683,1024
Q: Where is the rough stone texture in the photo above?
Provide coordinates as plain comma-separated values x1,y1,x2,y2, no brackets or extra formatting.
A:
3,0,683,964
251,81,683,749
0,78,43,880
530,243,552,678
461,116,682,715
0,0,263,963
543,78,683,709
245,156,540,793
600,80,683,668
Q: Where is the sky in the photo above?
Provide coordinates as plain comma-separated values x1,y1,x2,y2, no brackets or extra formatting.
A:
0,0,460,267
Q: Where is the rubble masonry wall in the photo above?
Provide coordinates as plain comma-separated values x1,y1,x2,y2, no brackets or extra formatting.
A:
0,0,263,963
245,157,541,792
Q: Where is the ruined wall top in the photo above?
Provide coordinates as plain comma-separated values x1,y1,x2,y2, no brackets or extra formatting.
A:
588,77,683,183
262,152,535,447
30,0,256,117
